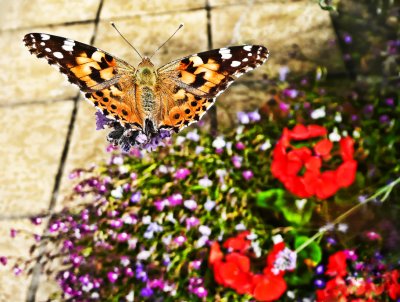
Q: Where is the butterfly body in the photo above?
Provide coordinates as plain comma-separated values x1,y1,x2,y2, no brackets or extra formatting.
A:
23,32,269,149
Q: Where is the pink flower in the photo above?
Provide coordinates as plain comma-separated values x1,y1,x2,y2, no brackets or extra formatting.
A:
242,170,254,180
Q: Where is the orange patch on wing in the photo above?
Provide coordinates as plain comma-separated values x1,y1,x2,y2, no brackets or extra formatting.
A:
70,62,100,78
100,67,115,80
79,75,99,87
180,70,196,84
193,67,225,83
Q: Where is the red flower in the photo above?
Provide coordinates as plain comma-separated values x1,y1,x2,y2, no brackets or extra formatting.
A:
252,272,287,301
209,233,290,301
316,276,348,302
325,251,347,277
384,270,400,300
271,124,357,199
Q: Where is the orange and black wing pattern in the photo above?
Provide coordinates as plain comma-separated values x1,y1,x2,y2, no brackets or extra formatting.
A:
158,45,269,131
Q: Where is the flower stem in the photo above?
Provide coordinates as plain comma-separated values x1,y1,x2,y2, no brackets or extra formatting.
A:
295,176,400,254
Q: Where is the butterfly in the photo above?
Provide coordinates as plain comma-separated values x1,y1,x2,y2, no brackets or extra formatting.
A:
23,29,269,151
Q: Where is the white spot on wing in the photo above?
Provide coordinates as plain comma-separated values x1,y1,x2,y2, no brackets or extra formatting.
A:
242,58,249,62
40,42,45,46
221,52,232,59
62,45,74,51
45,48,51,52
53,52,64,59
231,61,241,67
40,34,50,40
243,45,252,51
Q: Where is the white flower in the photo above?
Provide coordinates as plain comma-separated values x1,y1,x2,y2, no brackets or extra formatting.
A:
162,235,172,245
334,112,342,122
125,291,135,302
166,212,176,224
195,235,208,248
112,156,124,165
311,106,326,119
158,165,168,173
286,291,295,299
273,247,297,273
142,215,151,224
111,186,123,199
204,199,216,211
235,223,246,231
353,129,361,138
184,199,197,210
319,223,335,233
175,136,186,145
260,139,271,150
272,234,284,244
251,241,262,258
199,225,211,236
186,129,200,141
337,223,348,233
199,176,212,188
295,199,307,210
137,249,152,260
329,128,341,142
279,66,290,81
212,136,226,149
236,125,244,135
195,146,204,154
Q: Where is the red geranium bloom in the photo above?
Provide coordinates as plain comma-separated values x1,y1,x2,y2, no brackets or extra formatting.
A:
223,231,251,253
325,251,348,277
316,276,348,302
252,272,287,301
384,270,400,300
271,124,357,199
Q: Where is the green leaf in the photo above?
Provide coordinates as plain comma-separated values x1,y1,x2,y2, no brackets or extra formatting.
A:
256,189,285,208
295,235,322,264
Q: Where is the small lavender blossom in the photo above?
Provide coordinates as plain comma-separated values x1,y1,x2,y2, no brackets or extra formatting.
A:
186,129,200,141
315,264,324,275
279,102,290,112
109,219,123,228
283,88,299,98
193,286,208,298
242,170,254,180
95,111,112,130
248,110,261,122
174,168,191,180
278,66,290,81
273,247,297,274
30,217,42,225
140,287,153,297
174,235,187,246
231,155,243,168
183,199,197,211
111,186,123,199
117,232,129,242
195,146,204,154
186,217,200,229
343,33,352,44
385,97,395,106
13,266,22,276
130,191,141,203
199,225,211,236
204,199,216,211
237,111,250,124
190,260,202,270
10,228,17,238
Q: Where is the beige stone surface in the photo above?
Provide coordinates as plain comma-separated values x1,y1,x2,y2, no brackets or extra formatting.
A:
56,97,109,209
94,9,208,69
0,218,44,302
0,24,94,106
0,101,74,216
0,0,100,30
101,0,205,19
211,2,345,78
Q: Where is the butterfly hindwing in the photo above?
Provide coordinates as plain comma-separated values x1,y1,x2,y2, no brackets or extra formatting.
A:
23,33,131,92
158,45,269,130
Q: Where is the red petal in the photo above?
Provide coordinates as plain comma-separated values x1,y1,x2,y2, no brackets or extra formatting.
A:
286,176,313,198
305,156,322,173
326,251,347,277
315,171,339,199
303,171,319,196
336,160,357,188
289,147,312,162
209,242,223,266
290,124,309,140
234,272,254,295
314,139,333,156
307,125,328,138
253,274,287,301
217,261,241,287
223,236,251,253
285,159,303,176
213,261,225,285
226,253,251,273
340,136,355,161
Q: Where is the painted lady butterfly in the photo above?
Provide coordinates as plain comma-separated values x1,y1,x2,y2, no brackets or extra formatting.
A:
23,29,269,151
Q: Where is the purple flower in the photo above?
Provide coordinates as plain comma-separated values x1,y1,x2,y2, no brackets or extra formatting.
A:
343,33,352,44
168,194,183,206
107,271,119,283
283,88,298,99
314,279,326,289
95,111,112,130
70,254,83,267
379,114,390,124
30,217,42,225
190,260,202,270
237,111,250,124
130,191,141,203
204,199,216,211
231,155,243,168
315,265,324,275
13,266,22,276
193,286,208,298
186,217,200,229
124,267,134,277
109,219,123,228
174,235,187,246
235,142,245,150
117,232,129,242
186,130,200,141
0,256,7,266
242,170,254,180
385,98,395,106
248,110,261,122
174,168,191,180
279,102,290,112
140,287,153,297
10,228,17,238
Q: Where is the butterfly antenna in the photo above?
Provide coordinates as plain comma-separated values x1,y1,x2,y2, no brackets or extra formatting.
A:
150,23,184,59
110,22,143,59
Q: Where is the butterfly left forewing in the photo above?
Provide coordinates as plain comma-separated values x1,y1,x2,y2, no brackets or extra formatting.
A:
157,45,269,131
